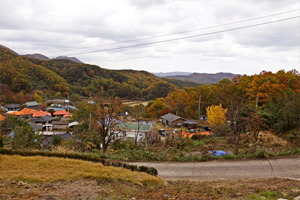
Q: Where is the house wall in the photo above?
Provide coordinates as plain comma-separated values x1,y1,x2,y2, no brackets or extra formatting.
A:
53,124,68,130
125,131,146,142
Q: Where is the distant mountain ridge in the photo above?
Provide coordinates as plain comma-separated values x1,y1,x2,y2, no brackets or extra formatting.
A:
53,56,84,63
1,44,84,63
164,72,241,84
154,72,192,77
23,53,50,60
23,54,83,63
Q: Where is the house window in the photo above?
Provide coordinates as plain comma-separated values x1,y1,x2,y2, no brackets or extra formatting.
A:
177,123,182,126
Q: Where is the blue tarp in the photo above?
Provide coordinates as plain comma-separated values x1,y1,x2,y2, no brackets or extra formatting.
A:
208,150,227,156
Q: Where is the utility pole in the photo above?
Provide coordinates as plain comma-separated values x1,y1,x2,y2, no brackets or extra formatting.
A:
89,111,91,131
256,94,259,108
198,94,201,120
68,93,70,113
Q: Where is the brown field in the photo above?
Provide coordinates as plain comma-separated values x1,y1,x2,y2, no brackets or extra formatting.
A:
1,155,300,199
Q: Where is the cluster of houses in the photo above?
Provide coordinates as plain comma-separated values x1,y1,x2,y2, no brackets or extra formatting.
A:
0,101,76,148
0,100,209,149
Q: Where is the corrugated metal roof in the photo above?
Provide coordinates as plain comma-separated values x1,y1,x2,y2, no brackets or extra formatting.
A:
117,123,152,131
160,113,186,122
24,101,40,107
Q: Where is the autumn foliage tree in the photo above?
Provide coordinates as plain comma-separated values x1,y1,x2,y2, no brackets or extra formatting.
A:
91,96,122,153
206,104,227,127
245,112,268,142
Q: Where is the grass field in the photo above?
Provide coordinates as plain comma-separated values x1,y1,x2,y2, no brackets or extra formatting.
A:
0,155,164,185
1,155,300,199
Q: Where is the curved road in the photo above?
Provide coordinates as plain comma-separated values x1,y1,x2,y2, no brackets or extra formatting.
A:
131,157,300,181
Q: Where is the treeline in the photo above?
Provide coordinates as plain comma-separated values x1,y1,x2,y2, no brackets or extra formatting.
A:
131,70,300,135
0,47,201,103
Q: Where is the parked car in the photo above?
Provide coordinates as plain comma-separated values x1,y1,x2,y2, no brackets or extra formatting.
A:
204,126,211,131
189,129,196,133
159,129,167,137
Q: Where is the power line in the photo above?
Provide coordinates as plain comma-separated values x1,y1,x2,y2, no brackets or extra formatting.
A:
47,9,299,54
62,15,299,56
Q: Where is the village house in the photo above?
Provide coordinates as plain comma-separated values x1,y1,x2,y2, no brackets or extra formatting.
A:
24,101,40,110
160,113,187,128
116,123,152,142
4,104,22,111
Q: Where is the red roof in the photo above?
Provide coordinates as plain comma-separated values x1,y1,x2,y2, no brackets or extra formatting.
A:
32,110,51,118
53,110,69,116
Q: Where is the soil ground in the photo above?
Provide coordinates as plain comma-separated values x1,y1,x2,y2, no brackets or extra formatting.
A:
1,177,299,200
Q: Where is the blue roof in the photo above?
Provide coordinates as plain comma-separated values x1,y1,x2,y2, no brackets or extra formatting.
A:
1,106,8,111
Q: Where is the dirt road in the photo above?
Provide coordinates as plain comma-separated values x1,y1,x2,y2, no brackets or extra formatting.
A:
131,157,300,181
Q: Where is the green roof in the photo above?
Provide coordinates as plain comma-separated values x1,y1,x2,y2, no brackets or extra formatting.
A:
117,123,152,131
24,101,40,107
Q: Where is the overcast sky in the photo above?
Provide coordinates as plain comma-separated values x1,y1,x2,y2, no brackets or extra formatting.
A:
0,0,299,75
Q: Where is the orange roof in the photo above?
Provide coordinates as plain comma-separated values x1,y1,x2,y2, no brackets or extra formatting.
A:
32,110,51,118
0,115,5,121
53,110,69,116
8,108,37,116
63,114,71,118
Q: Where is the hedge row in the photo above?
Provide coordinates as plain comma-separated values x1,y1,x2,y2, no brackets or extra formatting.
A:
0,148,158,176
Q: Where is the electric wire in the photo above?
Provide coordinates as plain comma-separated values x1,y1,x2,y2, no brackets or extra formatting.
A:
46,9,299,54
61,15,299,56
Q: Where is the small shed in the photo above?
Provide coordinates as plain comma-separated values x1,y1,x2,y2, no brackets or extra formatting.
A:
184,119,198,129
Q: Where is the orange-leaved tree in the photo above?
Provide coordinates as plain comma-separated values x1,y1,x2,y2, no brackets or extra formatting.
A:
91,96,122,153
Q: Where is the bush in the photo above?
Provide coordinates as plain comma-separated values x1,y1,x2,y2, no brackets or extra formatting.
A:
256,149,273,159
0,135,4,148
52,135,62,146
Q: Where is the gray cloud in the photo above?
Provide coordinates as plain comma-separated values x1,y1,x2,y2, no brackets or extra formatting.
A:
0,0,298,75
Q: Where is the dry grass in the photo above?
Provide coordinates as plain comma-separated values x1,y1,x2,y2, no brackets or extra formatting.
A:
50,145,76,154
0,155,165,185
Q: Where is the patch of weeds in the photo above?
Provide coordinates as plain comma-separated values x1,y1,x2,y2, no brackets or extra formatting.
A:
259,190,283,200
200,154,214,161
247,194,262,200
223,154,235,160
11,190,19,194
256,149,273,159
271,143,282,147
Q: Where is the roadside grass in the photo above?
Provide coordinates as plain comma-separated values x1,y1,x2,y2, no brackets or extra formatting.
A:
0,155,165,186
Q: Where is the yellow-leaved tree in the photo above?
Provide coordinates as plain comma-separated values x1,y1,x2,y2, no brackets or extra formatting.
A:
206,104,227,127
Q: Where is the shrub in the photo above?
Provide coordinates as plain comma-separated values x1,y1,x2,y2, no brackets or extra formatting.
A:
256,149,273,159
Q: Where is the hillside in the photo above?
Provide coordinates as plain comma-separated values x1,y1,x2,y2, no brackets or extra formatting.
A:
0,48,70,94
1,47,199,101
165,72,241,84
0,44,19,55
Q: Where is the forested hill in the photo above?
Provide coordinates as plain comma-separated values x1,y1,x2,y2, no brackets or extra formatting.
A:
0,47,200,102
